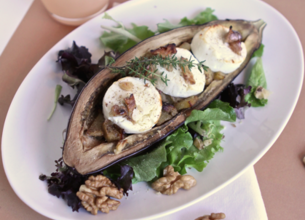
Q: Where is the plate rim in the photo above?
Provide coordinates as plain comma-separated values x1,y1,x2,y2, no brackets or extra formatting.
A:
2,0,304,219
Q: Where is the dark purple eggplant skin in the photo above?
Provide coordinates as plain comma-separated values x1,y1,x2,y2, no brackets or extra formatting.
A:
62,19,266,175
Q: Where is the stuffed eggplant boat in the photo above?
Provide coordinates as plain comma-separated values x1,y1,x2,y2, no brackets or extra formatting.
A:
62,19,266,175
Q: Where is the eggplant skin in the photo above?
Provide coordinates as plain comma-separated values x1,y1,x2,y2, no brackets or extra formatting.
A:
62,19,266,175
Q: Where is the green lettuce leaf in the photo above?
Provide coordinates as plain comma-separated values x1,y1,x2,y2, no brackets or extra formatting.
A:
157,8,218,33
245,58,268,107
178,120,224,174
100,21,155,53
185,99,236,125
162,127,193,173
157,20,183,33
124,143,167,183
156,100,235,175
104,100,235,183
100,13,142,42
100,9,217,53
157,119,225,175
252,44,264,58
246,58,267,88
192,8,218,23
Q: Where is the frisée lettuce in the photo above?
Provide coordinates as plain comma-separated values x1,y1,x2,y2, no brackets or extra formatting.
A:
104,100,236,183
100,8,218,54
157,8,218,33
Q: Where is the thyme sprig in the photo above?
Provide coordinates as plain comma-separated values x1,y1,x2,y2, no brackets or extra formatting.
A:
105,55,207,86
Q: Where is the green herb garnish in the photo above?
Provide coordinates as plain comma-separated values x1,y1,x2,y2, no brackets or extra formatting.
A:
48,84,62,121
106,54,207,86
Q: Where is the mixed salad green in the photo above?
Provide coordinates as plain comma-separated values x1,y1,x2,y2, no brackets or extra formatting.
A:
42,9,269,212
246,44,269,107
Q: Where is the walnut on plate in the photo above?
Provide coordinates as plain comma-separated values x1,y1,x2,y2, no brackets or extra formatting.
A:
254,86,270,100
76,175,123,215
195,212,226,220
151,165,196,195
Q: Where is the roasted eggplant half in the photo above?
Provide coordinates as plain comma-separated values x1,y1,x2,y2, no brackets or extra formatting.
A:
63,19,266,175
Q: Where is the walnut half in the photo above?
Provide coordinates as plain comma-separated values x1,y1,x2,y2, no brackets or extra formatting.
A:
254,86,270,100
195,213,226,220
179,57,196,85
76,175,123,215
151,165,196,195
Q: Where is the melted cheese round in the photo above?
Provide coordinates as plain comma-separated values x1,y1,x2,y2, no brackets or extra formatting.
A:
103,77,162,134
191,24,247,73
154,48,205,98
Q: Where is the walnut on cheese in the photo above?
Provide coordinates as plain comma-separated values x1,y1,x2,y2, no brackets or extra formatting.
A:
153,47,206,98
151,165,196,195
191,24,247,74
103,77,162,134
76,175,123,215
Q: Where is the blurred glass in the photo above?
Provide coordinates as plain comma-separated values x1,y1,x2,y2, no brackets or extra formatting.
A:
41,0,109,26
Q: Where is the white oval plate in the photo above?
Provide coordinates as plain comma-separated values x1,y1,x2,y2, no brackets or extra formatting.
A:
2,0,303,219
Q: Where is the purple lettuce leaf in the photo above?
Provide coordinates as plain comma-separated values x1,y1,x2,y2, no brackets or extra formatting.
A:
102,164,134,196
39,158,88,212
235,108,245,120
111,165,134,196
219,83,251,119
57,73,86,106
57,42,120,83
40,159,134,211
57,41,92,82
56,42,120,107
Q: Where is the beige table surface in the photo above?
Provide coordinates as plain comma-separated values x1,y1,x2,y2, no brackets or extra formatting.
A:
0,0,305,219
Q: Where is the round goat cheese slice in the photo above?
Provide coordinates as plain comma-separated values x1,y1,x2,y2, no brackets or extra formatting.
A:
191,24,247,73
154,48,205,98
103,77,162,134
